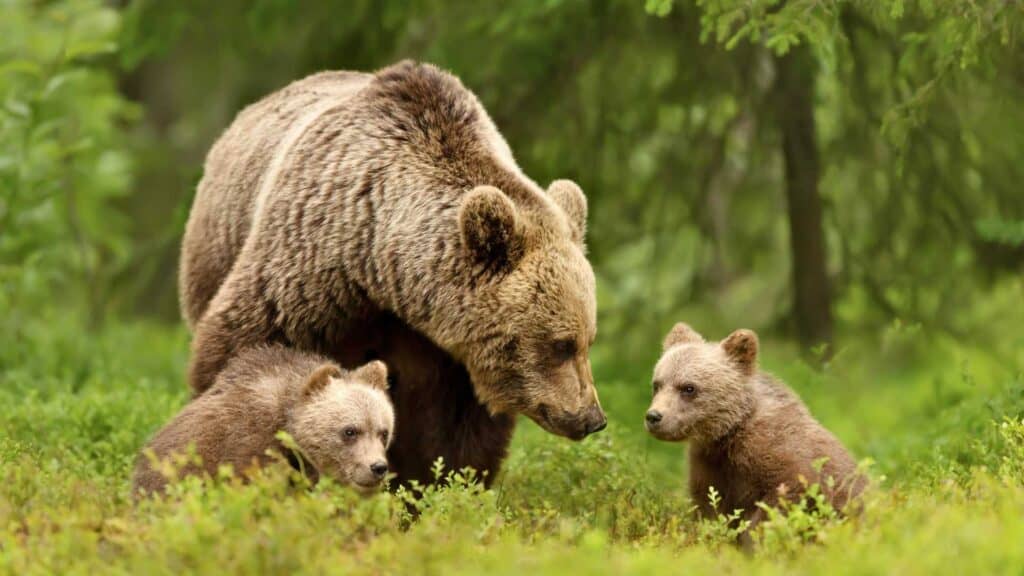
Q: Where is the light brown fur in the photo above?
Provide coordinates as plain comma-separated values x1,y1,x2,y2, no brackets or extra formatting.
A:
133,345,395,496
180,61,605,440
645,323,866,529
326,314,516,487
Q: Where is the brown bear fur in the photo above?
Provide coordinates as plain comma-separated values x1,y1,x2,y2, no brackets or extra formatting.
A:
645,323,866,529
178,61,604,485
133,345,394,496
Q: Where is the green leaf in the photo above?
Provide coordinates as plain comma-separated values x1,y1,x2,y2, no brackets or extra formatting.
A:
42,73,71,98
0,59,43,79
65,41,117,61
4,99,31,118
975,219,1024,247
645,0,674,17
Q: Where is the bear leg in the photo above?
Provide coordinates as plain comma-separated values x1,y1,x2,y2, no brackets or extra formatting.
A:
187,269,287,394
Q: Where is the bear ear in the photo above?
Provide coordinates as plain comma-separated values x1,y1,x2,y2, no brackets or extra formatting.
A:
458,185,524,272
547,180,587,245
721,329,759,374
351,360,389,391
303,364,343,399
663,322,704,351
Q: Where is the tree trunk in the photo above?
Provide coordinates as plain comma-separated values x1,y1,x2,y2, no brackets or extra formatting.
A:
774,46,833,351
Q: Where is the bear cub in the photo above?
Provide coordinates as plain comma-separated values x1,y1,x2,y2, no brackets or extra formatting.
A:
645,323,865,528
133,345,395,496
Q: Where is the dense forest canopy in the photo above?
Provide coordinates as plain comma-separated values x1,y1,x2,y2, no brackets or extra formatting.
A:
2,0,1023,361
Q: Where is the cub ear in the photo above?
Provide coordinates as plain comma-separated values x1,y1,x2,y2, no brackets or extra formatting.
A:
663,322,704,351
303,364,343,399
547,179,587,245
459,185,524,272
721,329,759,374
351,360,389,391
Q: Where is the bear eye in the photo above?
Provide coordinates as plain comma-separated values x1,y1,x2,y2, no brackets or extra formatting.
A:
552,338,577,362
380,431,389,444
680,383,697,396
652,380,664,394
342,426,359,439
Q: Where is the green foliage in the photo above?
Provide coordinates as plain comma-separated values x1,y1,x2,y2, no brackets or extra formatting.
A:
2,318,1024,573
3,1,1024,573
0,0,135,327
754,477,844,554
996,418,1024,483
7,0,1022,352
499,429,690,542
99,0,1024,357
693,486,750,546
976,218,1024,248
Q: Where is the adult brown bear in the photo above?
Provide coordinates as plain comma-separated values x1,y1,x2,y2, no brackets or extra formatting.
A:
179,61,605,486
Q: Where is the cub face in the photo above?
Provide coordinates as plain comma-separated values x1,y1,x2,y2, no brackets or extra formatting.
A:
644,323,758,444
457,181,605,441
289,361,395,492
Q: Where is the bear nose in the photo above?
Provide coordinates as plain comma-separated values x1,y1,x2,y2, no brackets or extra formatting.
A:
369,461,388,478
583,405,607,436
586,416,607,435
645,410,663,425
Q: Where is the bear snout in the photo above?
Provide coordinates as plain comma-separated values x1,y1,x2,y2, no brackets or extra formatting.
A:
645,409,663,426
583,405,607,435
370,461,388,479
534,402,606,440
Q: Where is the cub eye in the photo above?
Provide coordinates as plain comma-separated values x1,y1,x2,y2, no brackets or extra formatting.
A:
552,339,577,361
680,383,697,396
652,380,664,394
342,426,359,439
380,431,389,444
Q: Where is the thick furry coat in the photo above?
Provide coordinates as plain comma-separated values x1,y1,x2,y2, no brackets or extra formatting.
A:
133,345,394,495
646,324,865,526
179,61,604,484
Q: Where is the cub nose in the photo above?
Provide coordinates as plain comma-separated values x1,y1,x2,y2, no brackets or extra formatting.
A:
645,410,663,425
369,461,388,479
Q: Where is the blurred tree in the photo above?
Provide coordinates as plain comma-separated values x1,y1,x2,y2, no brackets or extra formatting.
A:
4,0,1022,369
774,44,832,349
0,0,135,333
114,0,1023,358
671,0,1024,346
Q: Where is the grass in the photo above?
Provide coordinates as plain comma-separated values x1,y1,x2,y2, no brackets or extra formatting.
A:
2,295,1024,574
